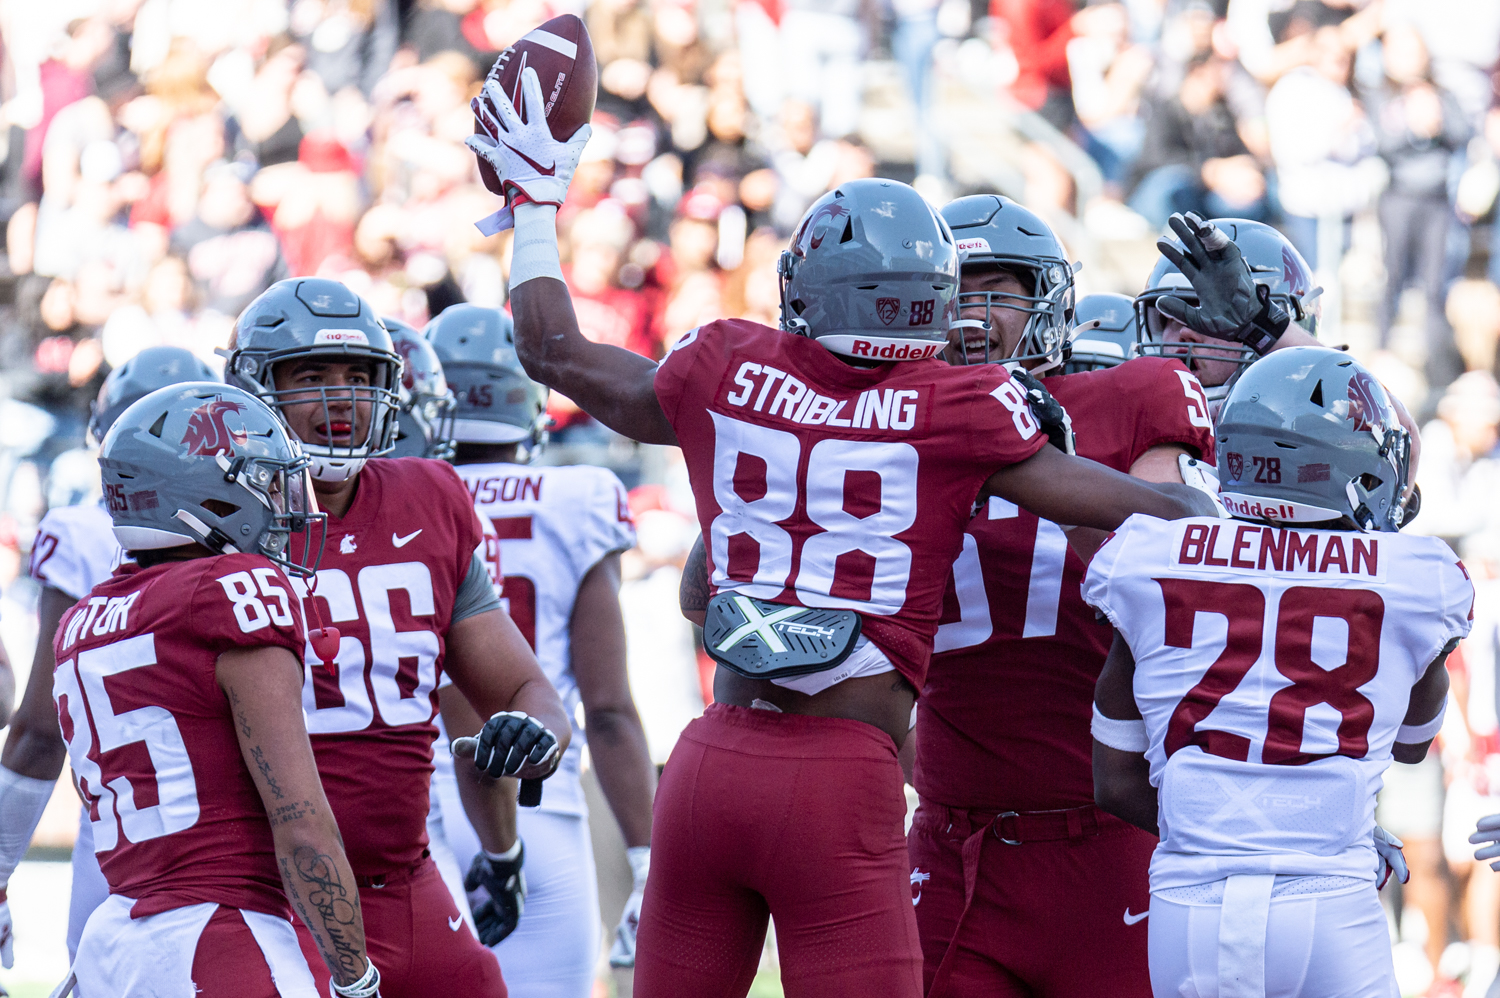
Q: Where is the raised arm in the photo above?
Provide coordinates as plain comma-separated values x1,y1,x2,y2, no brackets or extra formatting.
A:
984,445,1216,531
466,66,677,445
217,645,374,992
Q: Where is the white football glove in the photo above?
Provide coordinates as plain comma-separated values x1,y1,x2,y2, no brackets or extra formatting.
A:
466,67,591,222
0,894,12,970
1470,813,1500,870
608,846,650,968
1374,826,1408,889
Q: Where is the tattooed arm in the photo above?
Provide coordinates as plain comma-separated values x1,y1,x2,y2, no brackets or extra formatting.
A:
217,645,373,989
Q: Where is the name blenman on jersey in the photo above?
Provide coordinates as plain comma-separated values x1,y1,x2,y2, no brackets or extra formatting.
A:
1175,522,1381,578
722,361,922,430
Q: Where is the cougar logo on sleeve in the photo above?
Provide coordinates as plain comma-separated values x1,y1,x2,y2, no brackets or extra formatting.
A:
1345,372,1389,434
181,400,249,457
877,298,900,325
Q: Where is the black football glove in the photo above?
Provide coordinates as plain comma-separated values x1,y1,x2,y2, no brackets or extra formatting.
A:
474,711,560,780
465,844,526,946
1154,212,1290,354
1008,368,1075,455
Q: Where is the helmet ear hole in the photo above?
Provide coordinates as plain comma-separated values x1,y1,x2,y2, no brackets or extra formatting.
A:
201,499,240,517
839,220,854,244
148,412,168,438
791,298,807,315
1309,381,1324,406
1356,472,1383,491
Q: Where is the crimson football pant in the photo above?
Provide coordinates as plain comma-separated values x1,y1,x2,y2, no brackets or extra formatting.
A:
908,800,1156,998
294,856,506,997
635,702,924,998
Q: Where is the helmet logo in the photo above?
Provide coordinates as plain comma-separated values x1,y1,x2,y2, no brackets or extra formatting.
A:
1282,245,1308,296
956,237,991,254
1346,372,1389,433
314,329,371,346
393,339,419,390
181,400,250,456
876,298,900,325
795,202,851,255
1226,452,1244,482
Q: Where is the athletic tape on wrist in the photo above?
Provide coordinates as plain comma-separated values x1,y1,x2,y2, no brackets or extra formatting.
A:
1397,702,1446,745
486,838,523,863
0,766,58,889
509,202,564,287
626,846,651,887
1091,704,1149,753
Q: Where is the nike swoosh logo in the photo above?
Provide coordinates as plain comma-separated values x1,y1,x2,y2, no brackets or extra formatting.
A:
502,142,556,176
449,915,463,932
1123,908,1148,925
393,529,422,548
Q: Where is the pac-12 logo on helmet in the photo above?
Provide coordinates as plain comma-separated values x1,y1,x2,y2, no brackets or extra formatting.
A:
1346,371,1391,435
1226,452,1244,483
876,298,900,325
181,399,250,457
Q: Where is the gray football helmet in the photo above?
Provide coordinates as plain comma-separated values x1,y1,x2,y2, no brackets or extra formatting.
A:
383,316,457,461
1216,347,1412,533
1136,218,1319,402
942,195,1075,373
225,278,402,483
89,346,219,445
1064,293,1137,373
425,304,549,457
778,179,958,362
99,383,325,575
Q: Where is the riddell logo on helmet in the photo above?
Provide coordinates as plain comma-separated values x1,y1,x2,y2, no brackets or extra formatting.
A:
850,340,941,360
181,400,250,457
314,329,371,346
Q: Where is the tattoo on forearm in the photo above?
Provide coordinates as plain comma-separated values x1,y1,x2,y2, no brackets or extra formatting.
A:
229,687,251,738
287,846,363,986
269,798,315,826
250,745,286,800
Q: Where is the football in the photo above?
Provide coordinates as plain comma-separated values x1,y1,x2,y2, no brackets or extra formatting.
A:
474,14,598,195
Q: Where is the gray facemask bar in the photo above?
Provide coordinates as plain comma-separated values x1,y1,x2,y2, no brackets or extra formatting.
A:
951,258,1074,371
253,382,401,462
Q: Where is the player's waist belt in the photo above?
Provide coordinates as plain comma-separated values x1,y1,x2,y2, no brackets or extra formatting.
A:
354,852,431,889
925,802,1106,845
923,802,1108,995
703,593,861,680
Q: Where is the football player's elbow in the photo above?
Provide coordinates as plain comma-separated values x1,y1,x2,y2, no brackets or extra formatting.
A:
1392,740,1434,765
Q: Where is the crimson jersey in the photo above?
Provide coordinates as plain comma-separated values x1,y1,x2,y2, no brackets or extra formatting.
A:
915,358,1217,811
655,319,1048,687
287,458,483,875
51,554,306,919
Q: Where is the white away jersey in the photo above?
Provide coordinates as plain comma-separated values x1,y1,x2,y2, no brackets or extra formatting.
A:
456,462,634,814
1084,514,1473,890
30,500,120,599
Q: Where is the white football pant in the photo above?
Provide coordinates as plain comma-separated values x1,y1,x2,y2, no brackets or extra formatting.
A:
429,796,601,998
1148,877,1397,998
68,805,110,960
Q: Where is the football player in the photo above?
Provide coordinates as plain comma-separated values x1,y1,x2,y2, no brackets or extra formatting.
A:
224,278,571,998
425,303,657,996
0,345,217,968
382,317,457,460
468,68,1215,996
1089,348,1466,998
906,197,1218,998
57,382,378,997
1064,292,1138,373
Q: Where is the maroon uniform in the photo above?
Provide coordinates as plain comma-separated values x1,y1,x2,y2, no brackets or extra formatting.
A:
53,554,317,995
639,319,1049,997
909,358,1216,997
285,458,505,997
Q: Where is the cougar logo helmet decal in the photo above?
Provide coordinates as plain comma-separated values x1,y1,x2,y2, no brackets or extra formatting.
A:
181,399,250,456
876,298,900,325
393,338,419,390
1346,372,1389,434
796,202,851,254
1282,245,1310,297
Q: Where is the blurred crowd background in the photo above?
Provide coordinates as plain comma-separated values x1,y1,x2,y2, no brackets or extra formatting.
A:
1,0,1500,995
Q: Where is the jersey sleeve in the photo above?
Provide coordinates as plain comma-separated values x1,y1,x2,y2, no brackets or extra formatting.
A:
1436,554,1476,659
1125,359,1218,466
189,555,307,656
431,460,486,581
569,470,637,579
653,323,712,425
1081,517,1139,634
965,368,1051,470
31,508,100,599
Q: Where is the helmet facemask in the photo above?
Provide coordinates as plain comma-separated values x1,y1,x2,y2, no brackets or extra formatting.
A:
245,358,401,483
950,259,1074,372
185,453,329,577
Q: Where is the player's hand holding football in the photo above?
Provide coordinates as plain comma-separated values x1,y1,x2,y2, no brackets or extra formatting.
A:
1154,211,1290,354
467,68,591,213
465,842,527,946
